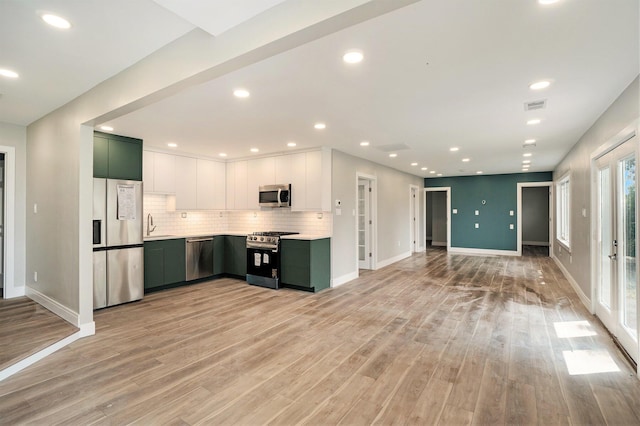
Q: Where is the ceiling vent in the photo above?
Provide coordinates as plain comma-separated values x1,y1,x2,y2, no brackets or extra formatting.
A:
524,99,547,111
375,143,411,152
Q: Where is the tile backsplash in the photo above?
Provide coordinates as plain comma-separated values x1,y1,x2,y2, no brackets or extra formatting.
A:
144,194,332,236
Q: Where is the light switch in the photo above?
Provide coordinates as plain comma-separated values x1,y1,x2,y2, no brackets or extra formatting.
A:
510,224,514,230
475,210,479,216
475,223,479,229
510,210,514,216
33,203,37,214
452,209,458,214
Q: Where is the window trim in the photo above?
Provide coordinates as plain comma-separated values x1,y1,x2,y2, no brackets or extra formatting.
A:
556,173,571,250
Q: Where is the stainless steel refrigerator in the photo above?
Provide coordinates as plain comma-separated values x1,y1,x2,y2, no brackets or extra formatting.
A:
92,178,143,309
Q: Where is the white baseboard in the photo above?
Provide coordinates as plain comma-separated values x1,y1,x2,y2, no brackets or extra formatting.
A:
332,271,359,288
0,331,82,382
523,241,550,246
26,286,80,327
376,251,412,269
552,255,591,311
414,245,426,253
79,321,96,337
449,247,519,257
432,241,447,247
3,284,25,298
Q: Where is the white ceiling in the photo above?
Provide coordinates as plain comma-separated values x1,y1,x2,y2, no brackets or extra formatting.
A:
2,0,638,178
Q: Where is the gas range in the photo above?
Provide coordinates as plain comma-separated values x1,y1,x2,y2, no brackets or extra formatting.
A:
246,231,299,289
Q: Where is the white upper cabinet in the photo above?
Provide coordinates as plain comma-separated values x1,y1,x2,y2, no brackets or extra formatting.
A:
246,157,275,209
196,159,225,210
226,160,248,210
143,151,176,193
275,155,292,184
174,156,197,210
225,149,331,211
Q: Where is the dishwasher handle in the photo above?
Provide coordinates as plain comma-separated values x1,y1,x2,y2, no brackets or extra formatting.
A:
186,237,214,243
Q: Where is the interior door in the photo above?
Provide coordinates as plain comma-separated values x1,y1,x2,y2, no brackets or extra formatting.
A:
595,137,638,362
358,179,372,269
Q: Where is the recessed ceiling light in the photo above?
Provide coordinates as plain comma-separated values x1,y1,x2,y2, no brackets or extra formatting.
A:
41,14,71,29
421,167,428,171
450,147,459,152
343,49,364,64
99,125,114,132
529,80,551,90
389,153,397,158
287,142,297,147
538,0,560,5
233,89,250,98
219,153,227,157
462,158,470,162
523,160,531,164
437,173,443,177
250,148,259,153
527,119,541,125
360,141,370,147
429,171,436,174
411,162,418,166
0,68,19,79
523,153,532,157
524,139,537,145
314,123,326,130
167,143,177,148
476,171,483,174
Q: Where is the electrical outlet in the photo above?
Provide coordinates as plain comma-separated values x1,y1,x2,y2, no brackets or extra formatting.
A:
33,203,38,214
452,209,458,214
475,210,479,216
510,210,514,216
475,223,479,229
509,224,514,230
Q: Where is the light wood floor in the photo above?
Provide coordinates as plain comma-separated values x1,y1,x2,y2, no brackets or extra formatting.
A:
0,295,78,371
1,248,640,425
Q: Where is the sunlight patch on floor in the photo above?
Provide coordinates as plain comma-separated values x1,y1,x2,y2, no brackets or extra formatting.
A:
562,350,620,375
554,320,597,338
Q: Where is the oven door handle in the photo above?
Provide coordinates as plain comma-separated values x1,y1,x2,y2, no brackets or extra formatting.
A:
277,188,282,207
247,242,279,251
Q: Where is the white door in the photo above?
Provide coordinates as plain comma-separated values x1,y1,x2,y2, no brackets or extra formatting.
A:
358,179,372,269
595,137,638,362
410,186,418,253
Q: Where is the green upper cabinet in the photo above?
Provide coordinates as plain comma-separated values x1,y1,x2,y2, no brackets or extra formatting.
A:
94,131,143,181
93,134,109,178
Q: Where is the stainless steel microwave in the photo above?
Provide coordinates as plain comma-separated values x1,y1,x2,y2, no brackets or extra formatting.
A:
259,184,291,207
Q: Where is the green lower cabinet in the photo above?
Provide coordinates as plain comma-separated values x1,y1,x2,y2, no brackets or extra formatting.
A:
224,235,247,277
144,238,186,290
213,236,225,275
281,238,330,292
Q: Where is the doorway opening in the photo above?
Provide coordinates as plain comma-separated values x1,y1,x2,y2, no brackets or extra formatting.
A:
0,145,16,299
593,134,638,364
357,174,376,270
517,182,552,257
0,153,3,297
424,187,451,251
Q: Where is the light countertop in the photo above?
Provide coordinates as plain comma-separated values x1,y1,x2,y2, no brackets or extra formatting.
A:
144,232,330,241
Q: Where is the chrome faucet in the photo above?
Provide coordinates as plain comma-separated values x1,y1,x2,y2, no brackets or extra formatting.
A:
146,213,157,236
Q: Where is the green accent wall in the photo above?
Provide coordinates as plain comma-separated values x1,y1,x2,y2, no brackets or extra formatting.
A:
425,172,552,251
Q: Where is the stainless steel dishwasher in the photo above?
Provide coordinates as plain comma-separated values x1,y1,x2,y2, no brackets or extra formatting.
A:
186,236,214,281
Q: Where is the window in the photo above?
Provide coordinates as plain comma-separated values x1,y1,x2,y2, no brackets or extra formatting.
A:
556,174,570,248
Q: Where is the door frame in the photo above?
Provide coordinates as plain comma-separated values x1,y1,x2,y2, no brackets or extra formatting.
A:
517,182,553,257
356,173,377,272
0,145,17,298
589,124,639,374
423,187,451,252
409,185,420,253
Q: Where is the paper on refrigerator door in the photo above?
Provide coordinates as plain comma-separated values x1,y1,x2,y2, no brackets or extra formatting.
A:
116,184,137,220
254,253,262,266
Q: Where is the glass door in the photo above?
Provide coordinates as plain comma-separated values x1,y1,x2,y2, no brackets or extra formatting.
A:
595,137,638,362
358,179,371,269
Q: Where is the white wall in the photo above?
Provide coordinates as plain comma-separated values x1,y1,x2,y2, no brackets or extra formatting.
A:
331,150,424,285
0,122,27,292
553,76,639,300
